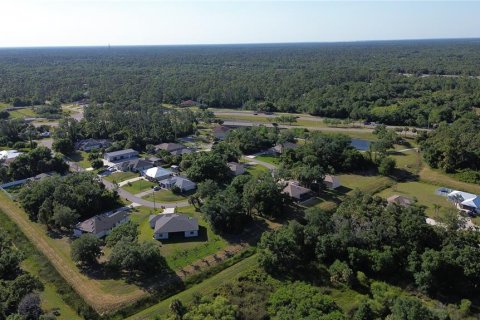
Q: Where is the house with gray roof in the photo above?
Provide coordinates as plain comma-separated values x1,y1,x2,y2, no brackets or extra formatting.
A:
270,142,298,154
73,208,130,238
228,162,246,176
159,176,196,192
282,181,312,201
115,158,153,173
149,213,199,240
104,149,139,162
75,138,111,152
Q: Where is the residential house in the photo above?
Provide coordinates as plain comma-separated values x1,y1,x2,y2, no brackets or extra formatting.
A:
0,150,22,165
104,149,138,162
159,176,197,192
170,148,195,156
145,156,162,166
115,159,153,173
228,162,246,176
387,195,413,207
75,138,111,152
270,142,298,154
73,208,130,238
155,143,186,153
448,190,480,214
144,167,173,181
149,213,199,240
324,175,341,189
179,100,200,107
213,125,231,140
283,181,312,201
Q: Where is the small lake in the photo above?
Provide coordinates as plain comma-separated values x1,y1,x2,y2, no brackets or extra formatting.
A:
351,139,371,151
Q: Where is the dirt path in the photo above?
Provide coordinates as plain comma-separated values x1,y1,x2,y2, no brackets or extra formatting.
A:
0,192,146,314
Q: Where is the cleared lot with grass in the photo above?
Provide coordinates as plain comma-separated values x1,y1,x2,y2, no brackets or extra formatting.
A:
104,171,139,183
122,179,156,194
68,151,92,169
142,189,189,203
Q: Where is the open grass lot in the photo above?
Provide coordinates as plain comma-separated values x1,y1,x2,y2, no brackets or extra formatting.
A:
127,254,258,320
0,192,146,314
68,151,92,169
245,163,270,177
122,179,156,194
9,107,37,119
377,181,453,218
338,173,395,195
130,206,228,271
389,148,421,174
142,189,189,203
419,166,480,195
255,154,280,165
103,171,139,183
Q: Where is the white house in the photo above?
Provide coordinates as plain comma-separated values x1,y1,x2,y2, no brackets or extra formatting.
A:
143,167,173,181
149,213,199,240
73,208,130,238
447,190,480,214
323,175,341,189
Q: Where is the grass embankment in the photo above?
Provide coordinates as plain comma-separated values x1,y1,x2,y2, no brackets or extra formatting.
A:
0,206,85,319
127,254,258,320
130,206,228,271
0,191,147,314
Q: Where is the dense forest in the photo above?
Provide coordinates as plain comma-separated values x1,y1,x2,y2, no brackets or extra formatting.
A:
1,40,480,126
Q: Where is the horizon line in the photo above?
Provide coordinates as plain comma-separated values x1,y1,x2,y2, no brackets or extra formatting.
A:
1,36,479,49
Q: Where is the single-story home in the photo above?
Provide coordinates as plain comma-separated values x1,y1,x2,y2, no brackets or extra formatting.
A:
155,143,186,153
159,176,197,192
144,167,173,181
448,190,480,214
73,208,130,238
213,125,231,140
228,162,246,176
270,142,298,154
170,148,195,156
0,150,22,165
149,213,199,240
324,175,341,189
145,156,162,166
283,181,312,201
75,138,111,152
115,159,153,173
104,149,139,162
387,195,413,207
179,100,200,107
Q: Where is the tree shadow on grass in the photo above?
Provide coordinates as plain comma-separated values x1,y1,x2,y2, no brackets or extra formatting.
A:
158,226,209,245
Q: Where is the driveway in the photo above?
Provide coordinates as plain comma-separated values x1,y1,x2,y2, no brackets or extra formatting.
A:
242,155,277,170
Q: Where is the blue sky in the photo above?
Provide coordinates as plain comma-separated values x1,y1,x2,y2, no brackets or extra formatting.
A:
0,1,479,47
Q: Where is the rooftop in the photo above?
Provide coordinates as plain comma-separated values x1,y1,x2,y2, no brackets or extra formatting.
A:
75,208,129,234
105,148,138,157
152,213,198,234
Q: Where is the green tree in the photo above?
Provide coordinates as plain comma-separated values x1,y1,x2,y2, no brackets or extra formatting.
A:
378,157,396,176
52,203,79,230
105,221,139,247
183,296,237,320
70,234,102,266
328,260,354,287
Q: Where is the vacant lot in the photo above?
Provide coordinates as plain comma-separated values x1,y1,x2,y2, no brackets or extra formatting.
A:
142,189,189,203
68,151,92,169
338,174,395,195
122,179,156,194
255,155,280,165
104,171,139,183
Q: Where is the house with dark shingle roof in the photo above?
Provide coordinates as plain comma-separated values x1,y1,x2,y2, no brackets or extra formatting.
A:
115,158,153,173
270,142,298,154
282,181,312,201
73,208,130,238
149,213,199,240
159,176,196,192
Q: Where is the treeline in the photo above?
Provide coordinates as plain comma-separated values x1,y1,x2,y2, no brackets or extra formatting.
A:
19,173,120,229
258,192,480,314
1,40,480,126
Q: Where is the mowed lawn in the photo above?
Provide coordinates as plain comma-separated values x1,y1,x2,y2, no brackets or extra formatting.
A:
122,179,156,194
130,206,228,271
9,107,37,119
104,171,139,183
254,155,280,165
142,189,189,203
419,166,480,195
337,174,395,195
245,163,270,177
377,181,453,218
68,151,92,169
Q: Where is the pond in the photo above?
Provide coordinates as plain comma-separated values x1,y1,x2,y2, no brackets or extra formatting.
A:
351,139,371,151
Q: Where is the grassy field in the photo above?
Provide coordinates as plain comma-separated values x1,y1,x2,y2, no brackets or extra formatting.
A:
419,166,480,195
9,107,37,119
0,191,147,314
377,181,453,218
122,179,156,194
245,163,270,177
127,254,258,320
104,171,139,183
68,151,92,169
142,189,188,203
338,173,395,195
130,206,228,271
255,154,280,165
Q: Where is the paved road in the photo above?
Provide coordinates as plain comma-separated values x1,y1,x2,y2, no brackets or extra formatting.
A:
242,156,277,170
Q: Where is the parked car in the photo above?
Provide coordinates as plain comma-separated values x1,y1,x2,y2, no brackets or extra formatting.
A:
153,186,161,191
